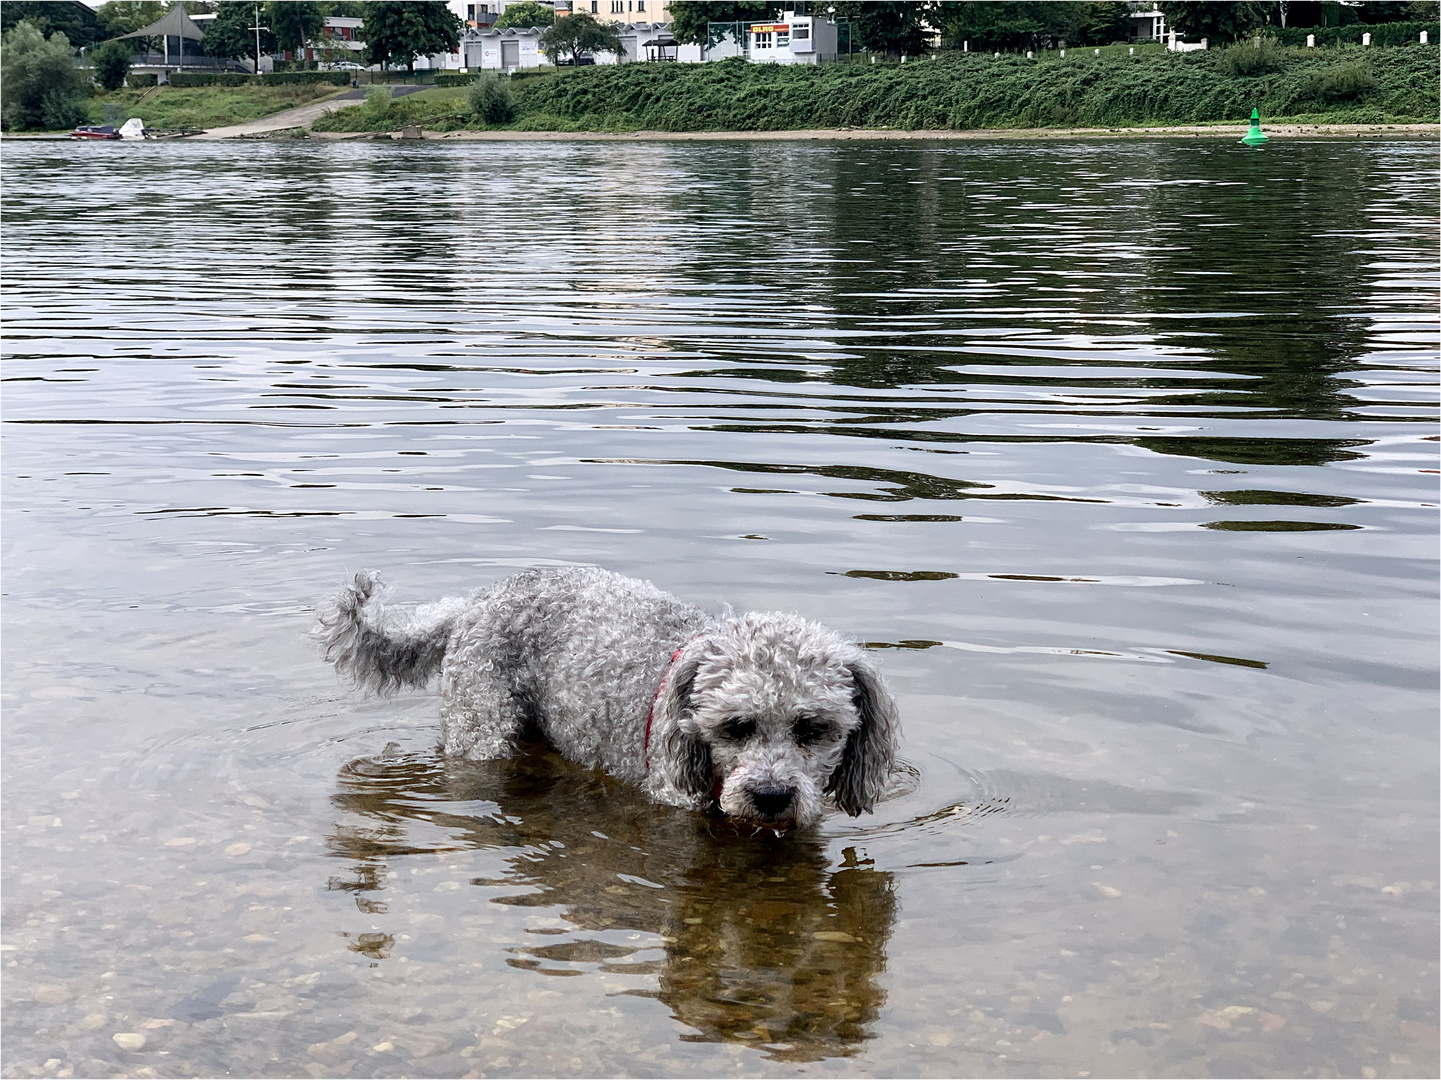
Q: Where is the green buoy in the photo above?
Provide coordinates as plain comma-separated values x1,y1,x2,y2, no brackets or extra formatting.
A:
1240,108,1268,144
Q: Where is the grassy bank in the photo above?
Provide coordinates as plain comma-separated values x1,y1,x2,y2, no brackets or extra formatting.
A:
311,42,1438,134
511,44,1439,131
86,82,344,130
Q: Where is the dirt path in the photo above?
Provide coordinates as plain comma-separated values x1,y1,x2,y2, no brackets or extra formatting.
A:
193,84,429,140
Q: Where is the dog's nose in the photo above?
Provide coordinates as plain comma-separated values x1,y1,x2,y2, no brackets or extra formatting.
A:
750,786,795,819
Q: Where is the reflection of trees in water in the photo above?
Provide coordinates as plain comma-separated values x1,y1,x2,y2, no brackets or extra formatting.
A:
326,745,896,1062
666,142,1412,436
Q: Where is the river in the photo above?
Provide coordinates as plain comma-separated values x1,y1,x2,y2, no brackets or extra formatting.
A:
2,137,1437,1078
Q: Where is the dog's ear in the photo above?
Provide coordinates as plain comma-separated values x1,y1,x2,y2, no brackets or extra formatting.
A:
826,655,899,816
650,649,715,809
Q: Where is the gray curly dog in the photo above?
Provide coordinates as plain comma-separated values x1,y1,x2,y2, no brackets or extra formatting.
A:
315,567,899,829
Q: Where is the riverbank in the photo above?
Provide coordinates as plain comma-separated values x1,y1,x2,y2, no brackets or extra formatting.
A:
301,121,1440,141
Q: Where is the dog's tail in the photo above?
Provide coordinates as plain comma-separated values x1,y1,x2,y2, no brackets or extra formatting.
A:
313,572,465,695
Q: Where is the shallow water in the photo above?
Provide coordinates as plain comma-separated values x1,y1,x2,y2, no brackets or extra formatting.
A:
2,137,1437,1079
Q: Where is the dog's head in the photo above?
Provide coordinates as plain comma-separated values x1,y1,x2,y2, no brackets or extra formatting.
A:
650,612,899,829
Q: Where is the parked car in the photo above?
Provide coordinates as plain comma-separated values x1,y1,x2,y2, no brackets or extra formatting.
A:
555,55,596,65
325,61,365,70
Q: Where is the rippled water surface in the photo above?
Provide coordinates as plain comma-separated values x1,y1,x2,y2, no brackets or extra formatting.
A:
3,138,1437,1079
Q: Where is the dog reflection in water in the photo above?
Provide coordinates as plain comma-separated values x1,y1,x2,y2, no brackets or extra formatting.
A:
328,746,897,1061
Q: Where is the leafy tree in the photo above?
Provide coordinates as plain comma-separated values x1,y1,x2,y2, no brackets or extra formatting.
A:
1,2,101,48
91,37,134,90
539,13,624,65
832,1,931,59
202,1,277,67
1157,2,1266,42
495,1,555,29
94,1,169,39
1076,1,1134,44
266,0,323,54
360,1,461,72
1,20,91,131
933,2,1086,50
667,1,778,46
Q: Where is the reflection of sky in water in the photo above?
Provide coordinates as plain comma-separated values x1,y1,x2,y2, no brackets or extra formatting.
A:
1,138,1436,1078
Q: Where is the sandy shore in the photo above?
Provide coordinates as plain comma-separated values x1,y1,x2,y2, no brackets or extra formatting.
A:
10,122,1436,143
301,122,1440,142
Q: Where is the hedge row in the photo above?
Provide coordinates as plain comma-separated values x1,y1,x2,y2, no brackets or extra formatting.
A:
161,71,351,89
1266,20,1439,48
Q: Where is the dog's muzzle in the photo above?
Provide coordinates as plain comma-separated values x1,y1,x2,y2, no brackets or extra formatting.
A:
748,784,797,821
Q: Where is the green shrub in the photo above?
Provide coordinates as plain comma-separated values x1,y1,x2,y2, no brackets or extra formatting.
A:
1,20,91,130
505,44,1438,131
1298,60,1378,101
90,38,132,92
260,70,347,86
434,72,474,87
167,72,254,88
1220,36,1286,76
125,72,157,87
1268,20,1439,48
465,71,515,124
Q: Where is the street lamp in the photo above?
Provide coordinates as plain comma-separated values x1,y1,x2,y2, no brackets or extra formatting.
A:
249,3,269,75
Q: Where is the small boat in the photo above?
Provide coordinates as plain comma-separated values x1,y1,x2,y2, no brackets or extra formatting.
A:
69,125,122,140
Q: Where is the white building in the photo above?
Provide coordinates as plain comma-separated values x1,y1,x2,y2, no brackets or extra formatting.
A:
746,11,838,64
465,25,546,70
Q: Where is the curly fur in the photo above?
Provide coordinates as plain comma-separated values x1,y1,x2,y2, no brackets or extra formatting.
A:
314,567,899,828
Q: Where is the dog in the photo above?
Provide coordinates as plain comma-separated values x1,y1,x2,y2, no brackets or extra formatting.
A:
314,567,899,829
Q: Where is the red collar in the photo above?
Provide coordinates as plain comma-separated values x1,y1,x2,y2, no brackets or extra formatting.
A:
643,646,686,775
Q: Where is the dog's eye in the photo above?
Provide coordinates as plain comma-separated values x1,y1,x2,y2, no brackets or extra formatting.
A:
793,715,835,745
719,717,756,741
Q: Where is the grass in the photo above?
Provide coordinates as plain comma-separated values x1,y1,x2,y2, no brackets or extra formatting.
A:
85,82,346,130
505,43,1439,132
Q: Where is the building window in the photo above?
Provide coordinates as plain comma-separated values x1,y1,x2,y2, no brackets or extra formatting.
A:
754,31,771,48
792,24,808,39
467,4,475,19
776,30,789,45
611,0,622,11
591,1,598,10
637,0,644,11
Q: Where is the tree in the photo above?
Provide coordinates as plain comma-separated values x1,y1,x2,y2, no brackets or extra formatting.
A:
494,1,554,29
667,1,778,47
94,1,169,39
1156,2,1266,42
202,2,276,68
360,1,461,72
265,0,322,54
1,2,101,48
91,37,134,90
1,20,91,131
539,12,624,65
832,1,931,59
933,2,1084,50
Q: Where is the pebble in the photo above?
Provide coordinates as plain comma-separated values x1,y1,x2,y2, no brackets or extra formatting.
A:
164,838,197,848
224,843,252,857
1095,884,1123,899
112,1032,145,1051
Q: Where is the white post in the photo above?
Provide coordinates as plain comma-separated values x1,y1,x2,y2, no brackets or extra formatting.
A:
1060,48,1065,57
1422,30,1430,44
1306,33,1314,47
963,39,968,52
1200,37,1208,49
1362,32,1370,45
1128,46,1134,54
1026,50,1032,58
1094,47,1099,55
